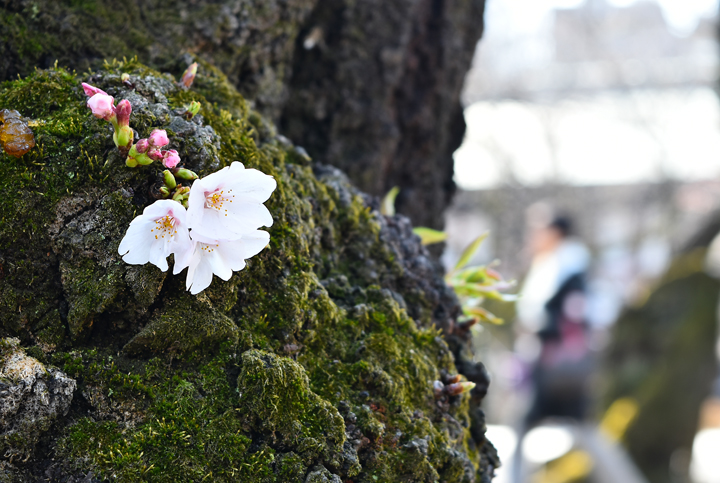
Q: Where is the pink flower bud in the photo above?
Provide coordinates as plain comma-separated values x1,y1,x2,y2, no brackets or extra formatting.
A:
148,148,164,161
445,382,476,397
162,149,181,169
81,82,108,97
115,99,132,127
444,374,461,384
87,93,115,120
180,62,198,88
148,129,169,148
135,139,149,154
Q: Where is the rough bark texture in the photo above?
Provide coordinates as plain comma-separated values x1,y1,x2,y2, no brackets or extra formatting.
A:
280,0,486,228
0,0,317,122
0,61,496,481
603,250,719,483
0,0,485,228
0,3,492,479
0,338,76,462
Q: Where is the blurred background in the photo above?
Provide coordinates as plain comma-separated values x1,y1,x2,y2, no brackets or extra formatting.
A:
444,0,720,482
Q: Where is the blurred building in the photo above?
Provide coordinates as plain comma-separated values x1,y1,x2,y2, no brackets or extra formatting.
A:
452,1,720,481
448,0,720,327
463,0,716,103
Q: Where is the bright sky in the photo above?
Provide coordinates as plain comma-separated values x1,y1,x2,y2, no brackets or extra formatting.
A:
455,89,720,188
612,0,718,35
455,0,720,189
544,0,717,35
481,0,718,41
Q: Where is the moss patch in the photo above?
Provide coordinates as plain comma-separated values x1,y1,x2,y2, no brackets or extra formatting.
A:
0,61,485,481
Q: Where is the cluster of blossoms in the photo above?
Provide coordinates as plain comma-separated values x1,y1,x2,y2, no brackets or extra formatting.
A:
82,64,277,294
125,128,179,168
83,81,199,206
118,162,276,294
82,83,133,154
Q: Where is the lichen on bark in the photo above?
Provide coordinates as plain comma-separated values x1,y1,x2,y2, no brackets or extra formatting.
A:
0,61,496,481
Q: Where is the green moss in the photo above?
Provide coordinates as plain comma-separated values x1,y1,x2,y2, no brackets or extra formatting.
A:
57,351,278,483
124,293,240,356
0,63,481,481
237,350,345,459
0,68,105,243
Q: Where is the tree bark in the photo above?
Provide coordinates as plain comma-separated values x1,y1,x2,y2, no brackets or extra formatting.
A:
0,2,494,481
1,0,485,228
280,0,486,228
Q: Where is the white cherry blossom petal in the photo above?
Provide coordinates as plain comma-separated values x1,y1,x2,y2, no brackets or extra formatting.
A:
202,244,233,281
173,231,269,294
193,201,272,239
233,230,270,260
186,161,276,239
117,199,191,271
148,241,169,272
173,240,195,275
213,232,269,271
117,219,155,265
186,255,214,295
225,162,277,202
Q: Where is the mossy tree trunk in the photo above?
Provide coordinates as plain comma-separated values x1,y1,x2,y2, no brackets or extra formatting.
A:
0,2,494,482
1,0,485,228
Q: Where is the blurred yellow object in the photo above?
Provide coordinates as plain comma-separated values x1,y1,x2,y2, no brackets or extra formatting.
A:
599,397,639,442
412,227,448,245
533,450,594,483
380,186,400,216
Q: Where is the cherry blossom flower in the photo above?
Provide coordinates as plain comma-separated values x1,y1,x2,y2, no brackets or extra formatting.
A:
148,148,164,162
115,99,131,126
149,129,169,147
81,83,108,97
134,139,149,153
113,99,133,150
82,83,116,121
186,161,276,239
81,82,134,151
117,200,191,271
173,230,270,294
162,149,181,169
87,93,115,120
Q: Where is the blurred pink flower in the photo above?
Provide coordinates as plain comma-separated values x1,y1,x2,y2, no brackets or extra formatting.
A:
81,82,108,97
135,138,149,154
180,62,198,88
162,149,181,169
86,93,115,120
149,129,169,147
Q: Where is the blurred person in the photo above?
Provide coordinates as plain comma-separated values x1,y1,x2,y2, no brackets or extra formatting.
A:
518,214,592,424
511,213,593,482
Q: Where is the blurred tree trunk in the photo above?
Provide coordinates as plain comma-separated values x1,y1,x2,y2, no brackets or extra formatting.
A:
604,248,719,483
